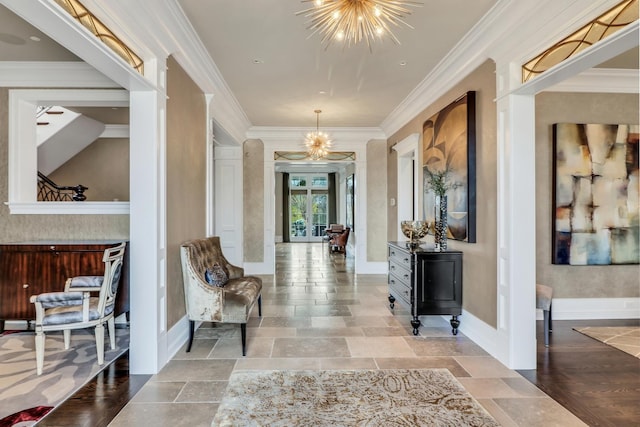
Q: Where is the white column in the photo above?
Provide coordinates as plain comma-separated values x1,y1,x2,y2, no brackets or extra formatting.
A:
214,146,244,266
129,58,168,374
495,63,537,369
205,94,215,236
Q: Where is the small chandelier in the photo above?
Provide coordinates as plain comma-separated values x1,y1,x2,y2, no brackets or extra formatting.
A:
305,110,332,160
297,0,422,49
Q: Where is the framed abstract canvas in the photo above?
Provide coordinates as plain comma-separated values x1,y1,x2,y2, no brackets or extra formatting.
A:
422,91,476,243
552,123,639,265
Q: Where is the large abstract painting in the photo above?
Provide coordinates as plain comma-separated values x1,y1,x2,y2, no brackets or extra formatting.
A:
422,91,476,243
553,123,639,265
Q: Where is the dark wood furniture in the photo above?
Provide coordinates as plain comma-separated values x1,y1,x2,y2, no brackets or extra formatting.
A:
0,241,129,331
387,241,462,335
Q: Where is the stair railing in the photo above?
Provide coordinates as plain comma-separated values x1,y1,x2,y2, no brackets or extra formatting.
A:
37,172,88,201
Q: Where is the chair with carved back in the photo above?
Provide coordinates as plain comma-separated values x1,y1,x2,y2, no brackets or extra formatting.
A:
30,242,126,375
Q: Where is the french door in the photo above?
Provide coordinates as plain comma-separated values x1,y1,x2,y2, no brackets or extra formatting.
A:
289,174,328,242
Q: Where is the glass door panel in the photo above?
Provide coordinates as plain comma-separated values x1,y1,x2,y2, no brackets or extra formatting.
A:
290,190,308,241
311,192,328,238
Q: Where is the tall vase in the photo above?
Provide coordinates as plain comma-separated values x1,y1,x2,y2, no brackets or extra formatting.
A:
434,195,448,251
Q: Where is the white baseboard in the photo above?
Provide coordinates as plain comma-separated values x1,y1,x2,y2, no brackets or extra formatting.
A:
447,310,501,360
355,261,387,275
167,315,191,360
537,297,640,320
244,262,274,275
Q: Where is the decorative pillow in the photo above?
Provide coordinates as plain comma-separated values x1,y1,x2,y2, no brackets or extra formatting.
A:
204,262,228,287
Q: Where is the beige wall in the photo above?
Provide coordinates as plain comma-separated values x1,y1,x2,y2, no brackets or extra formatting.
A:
243,139,264,262
49,138,130,201
535,91,640,298
165,56,207,328
0,87,129,242
387,60,498,327
367,139,388,262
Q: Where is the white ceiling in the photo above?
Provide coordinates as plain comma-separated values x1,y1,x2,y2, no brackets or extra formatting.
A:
176,0,497,128
1,1,637,132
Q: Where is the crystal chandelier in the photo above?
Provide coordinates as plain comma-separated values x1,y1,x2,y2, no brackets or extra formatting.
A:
297,0,422,48
305,110,332,160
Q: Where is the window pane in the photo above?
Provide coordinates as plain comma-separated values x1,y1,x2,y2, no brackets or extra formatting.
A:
311,176,327,188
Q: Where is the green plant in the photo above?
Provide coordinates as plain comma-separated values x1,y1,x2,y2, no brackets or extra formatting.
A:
424,167,459,197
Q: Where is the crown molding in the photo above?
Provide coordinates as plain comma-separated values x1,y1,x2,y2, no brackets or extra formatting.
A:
46,0,252,145
1,0,153,91
380,0,513,136
246,126,386,142
381,0,627,136
0,61,119,88
546,68,640,93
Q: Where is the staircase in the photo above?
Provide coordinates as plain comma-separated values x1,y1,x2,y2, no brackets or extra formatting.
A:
36,106,106,175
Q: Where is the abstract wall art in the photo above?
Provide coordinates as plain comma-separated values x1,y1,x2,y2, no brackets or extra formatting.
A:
422,91,476,243
553,123,639,265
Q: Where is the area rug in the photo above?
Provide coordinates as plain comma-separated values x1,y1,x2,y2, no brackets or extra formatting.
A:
574,326,640,358
212,369,499,427
0,328,129,427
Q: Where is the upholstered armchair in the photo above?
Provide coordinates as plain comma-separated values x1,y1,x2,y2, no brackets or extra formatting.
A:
29,242,126,375
329,227,351,254
180,236,262,356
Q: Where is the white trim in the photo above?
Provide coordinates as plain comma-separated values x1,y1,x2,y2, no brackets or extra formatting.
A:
167,315,190,361
5,201,129,215
546,68,640,94
100,125,130,138
512,22,639,97
247,126,386,141
79,0,251,144
540,298,640,320
7,89,129,214
393,133,420,239
356,261,388,275
244,262,273,275
447,309,500,360
0,61,119,88
1,0,153,91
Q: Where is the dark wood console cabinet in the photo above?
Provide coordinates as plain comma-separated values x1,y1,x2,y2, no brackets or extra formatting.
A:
0,241,129,331
387,241,462,335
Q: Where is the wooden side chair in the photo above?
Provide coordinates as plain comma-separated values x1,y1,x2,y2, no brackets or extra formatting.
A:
30,242,126,375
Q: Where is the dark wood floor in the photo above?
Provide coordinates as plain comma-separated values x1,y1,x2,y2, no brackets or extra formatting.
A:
36,351,150,427
519,318,640,427
36,319,640,426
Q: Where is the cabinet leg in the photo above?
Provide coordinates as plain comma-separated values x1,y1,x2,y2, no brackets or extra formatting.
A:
388,294,395,310
450,315,460,335
411,317,420,336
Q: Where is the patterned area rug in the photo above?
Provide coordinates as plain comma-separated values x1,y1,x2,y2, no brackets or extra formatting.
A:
574,326,640,358
0,328,129,427
213,369,499,427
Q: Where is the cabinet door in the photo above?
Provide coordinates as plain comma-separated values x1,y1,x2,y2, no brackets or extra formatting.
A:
416,255,462,314
0,250,50,319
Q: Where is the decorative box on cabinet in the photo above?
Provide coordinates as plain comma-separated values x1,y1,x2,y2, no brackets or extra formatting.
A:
0,241,129,331
387,241,462,336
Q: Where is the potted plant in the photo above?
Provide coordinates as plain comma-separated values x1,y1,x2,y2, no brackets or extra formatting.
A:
424,167,459,251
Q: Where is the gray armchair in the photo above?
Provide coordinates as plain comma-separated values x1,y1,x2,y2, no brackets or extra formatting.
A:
180,237,262,356
30,242,126,375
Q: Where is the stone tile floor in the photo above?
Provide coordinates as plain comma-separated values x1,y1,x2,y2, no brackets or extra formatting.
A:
109,243,586,426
